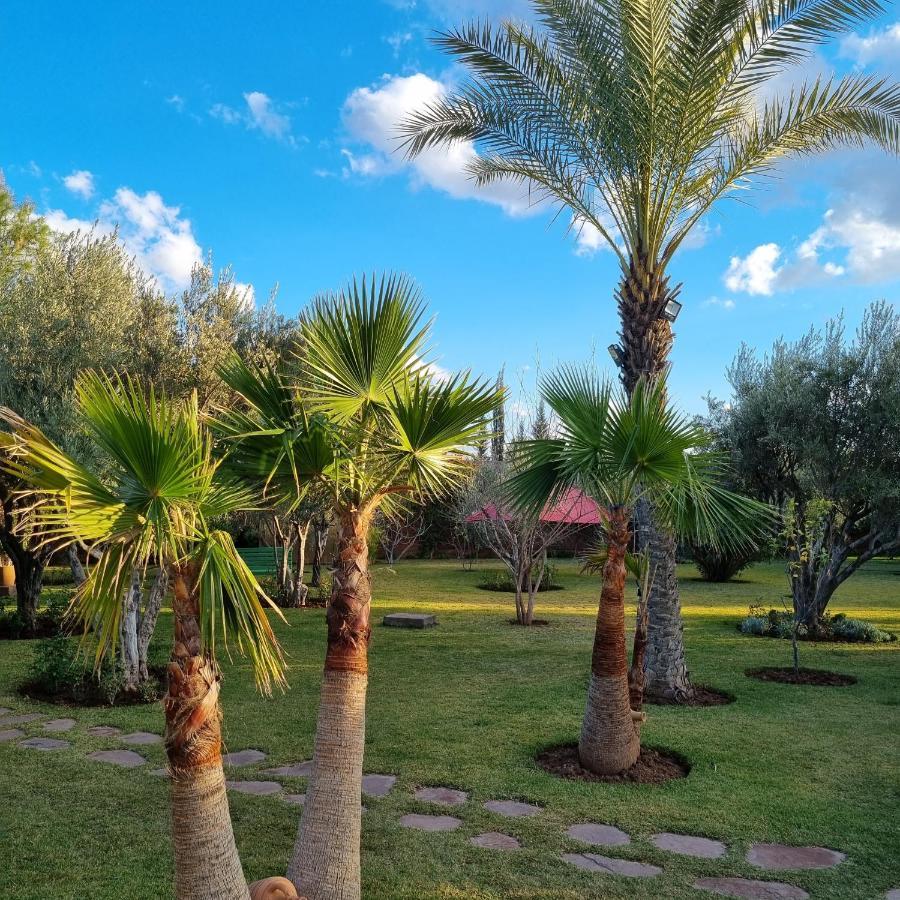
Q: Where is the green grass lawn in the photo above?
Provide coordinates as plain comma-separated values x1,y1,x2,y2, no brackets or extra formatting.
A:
1,559,898,899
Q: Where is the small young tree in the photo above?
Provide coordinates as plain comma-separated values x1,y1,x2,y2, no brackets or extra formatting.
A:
721,302,900,630
376,509,428,565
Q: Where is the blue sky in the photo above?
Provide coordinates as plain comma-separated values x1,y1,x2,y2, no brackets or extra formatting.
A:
1,0,898,414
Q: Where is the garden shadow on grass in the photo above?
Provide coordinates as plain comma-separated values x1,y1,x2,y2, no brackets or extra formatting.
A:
645,685,736,707
745,667,857,687
536,742,690,785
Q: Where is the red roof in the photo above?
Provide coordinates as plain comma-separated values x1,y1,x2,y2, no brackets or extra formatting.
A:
466,487,602,525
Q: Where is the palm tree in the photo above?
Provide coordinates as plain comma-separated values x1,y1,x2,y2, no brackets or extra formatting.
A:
505,372,768,774
400,0,900,702
0,373,286,900
215,273,501,900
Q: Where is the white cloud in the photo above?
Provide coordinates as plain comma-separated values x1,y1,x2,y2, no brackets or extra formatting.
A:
385,31,413,56
704,296,736,310
63,169,95,200
341,73,540,217
166,94,186,112
210,92,295,143
724,243,782,295
840,22,900,67
45,187,205,292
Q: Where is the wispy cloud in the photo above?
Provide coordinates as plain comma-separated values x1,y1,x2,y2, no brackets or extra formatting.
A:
210,91,298,144
62,169,95,200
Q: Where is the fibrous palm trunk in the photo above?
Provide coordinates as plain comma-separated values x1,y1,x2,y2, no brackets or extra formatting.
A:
289,509,371,900
166,567,249,900
617,259,695,702
578,508,640,775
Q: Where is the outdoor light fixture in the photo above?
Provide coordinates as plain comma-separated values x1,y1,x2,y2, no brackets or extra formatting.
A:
662,298,683,322
608,344,624,366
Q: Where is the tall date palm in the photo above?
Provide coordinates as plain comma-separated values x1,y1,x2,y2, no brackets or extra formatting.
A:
0,374,286,900
505,372,769,773
215,273,501,900
400,0,900,700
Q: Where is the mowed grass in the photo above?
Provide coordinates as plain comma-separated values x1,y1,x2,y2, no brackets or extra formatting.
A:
0,559,898,899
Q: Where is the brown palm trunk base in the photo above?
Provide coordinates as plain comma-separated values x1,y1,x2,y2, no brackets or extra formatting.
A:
166,569,249,900
578,509,640,776
289,510,372,900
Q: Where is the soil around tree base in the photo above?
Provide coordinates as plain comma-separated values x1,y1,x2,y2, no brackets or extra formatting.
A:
645,685,735,707
536,743,690,785
508,618,551,627
745,666,857,686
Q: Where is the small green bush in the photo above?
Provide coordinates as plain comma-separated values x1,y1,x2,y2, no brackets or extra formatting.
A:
0,590,70,639
738,606,895,644
43,566,75,586
477,563,563,593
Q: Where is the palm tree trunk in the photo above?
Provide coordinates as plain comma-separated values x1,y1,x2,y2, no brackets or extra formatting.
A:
579,507,640,775
166,567,249,900
617,258,695,702
289,509,371,900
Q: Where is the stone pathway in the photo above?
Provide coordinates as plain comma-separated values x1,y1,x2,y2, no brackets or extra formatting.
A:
0,704,851,897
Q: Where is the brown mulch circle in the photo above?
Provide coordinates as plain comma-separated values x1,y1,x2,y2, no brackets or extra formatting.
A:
508,618,551,627
536,743,690,785
745,666,857,686
645,685,735,707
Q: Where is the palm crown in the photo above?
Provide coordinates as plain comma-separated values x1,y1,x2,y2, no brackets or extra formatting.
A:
401,0,900,275
0,372,285,690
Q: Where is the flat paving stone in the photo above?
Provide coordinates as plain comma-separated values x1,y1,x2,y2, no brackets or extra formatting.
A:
886,891,900,900
87,725,121,737
223,749,267,766
264,760,314,778
88,749,147,768
414,786,468,806
19,737,70,751
120,731,163,746
0,707,11,716
746,844,845,870
226,780,282,796
362,774,397,797
567,823,631,847
470,832,520,851
1,713,44,727
652,832,726,859
484,799,542,818
399,813,462,832
43,718,77,733
383,612,436,628
284,793,306,806
562,853,662,878
0,728,25,743
149,768,169,777
695,876,809,899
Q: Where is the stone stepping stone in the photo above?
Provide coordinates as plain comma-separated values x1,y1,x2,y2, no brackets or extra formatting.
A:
223,749,267,767
1,713,44,727
149,768,169,778
226,780,282,796
746,844,845,870
0,707,11,716
484,799,542,818
88,749,147,768
652,832,726,859
284,793,306,806
400,813,462,832
562,853,661,878
19,737,70,751
383,612,436,629
887,891,900,900
470,832,520,851
567,823,631,847
43,718,77,733
121,731,163,746
0,728,25,743
362,774,397,797
265,760,313,778
87,725,121,737
414,786,468,807
694,876,809,898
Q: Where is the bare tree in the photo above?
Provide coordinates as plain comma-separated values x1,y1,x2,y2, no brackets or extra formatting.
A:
377,510,428,566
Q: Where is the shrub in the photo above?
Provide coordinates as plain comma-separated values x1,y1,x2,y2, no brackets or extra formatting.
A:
0,590,71,639
691,543,757,582
43,566,75,586
738,606,895,644
477,563,563,593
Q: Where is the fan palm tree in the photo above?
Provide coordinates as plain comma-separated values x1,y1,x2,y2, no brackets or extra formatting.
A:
505,372,769,774
0,373,286,900
400,0,900,702
214,273,501,900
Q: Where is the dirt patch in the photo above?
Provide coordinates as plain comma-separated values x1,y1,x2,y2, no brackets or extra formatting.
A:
536,743,689,785
508,618,551,627
646,685,735,707
745,667,856,687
